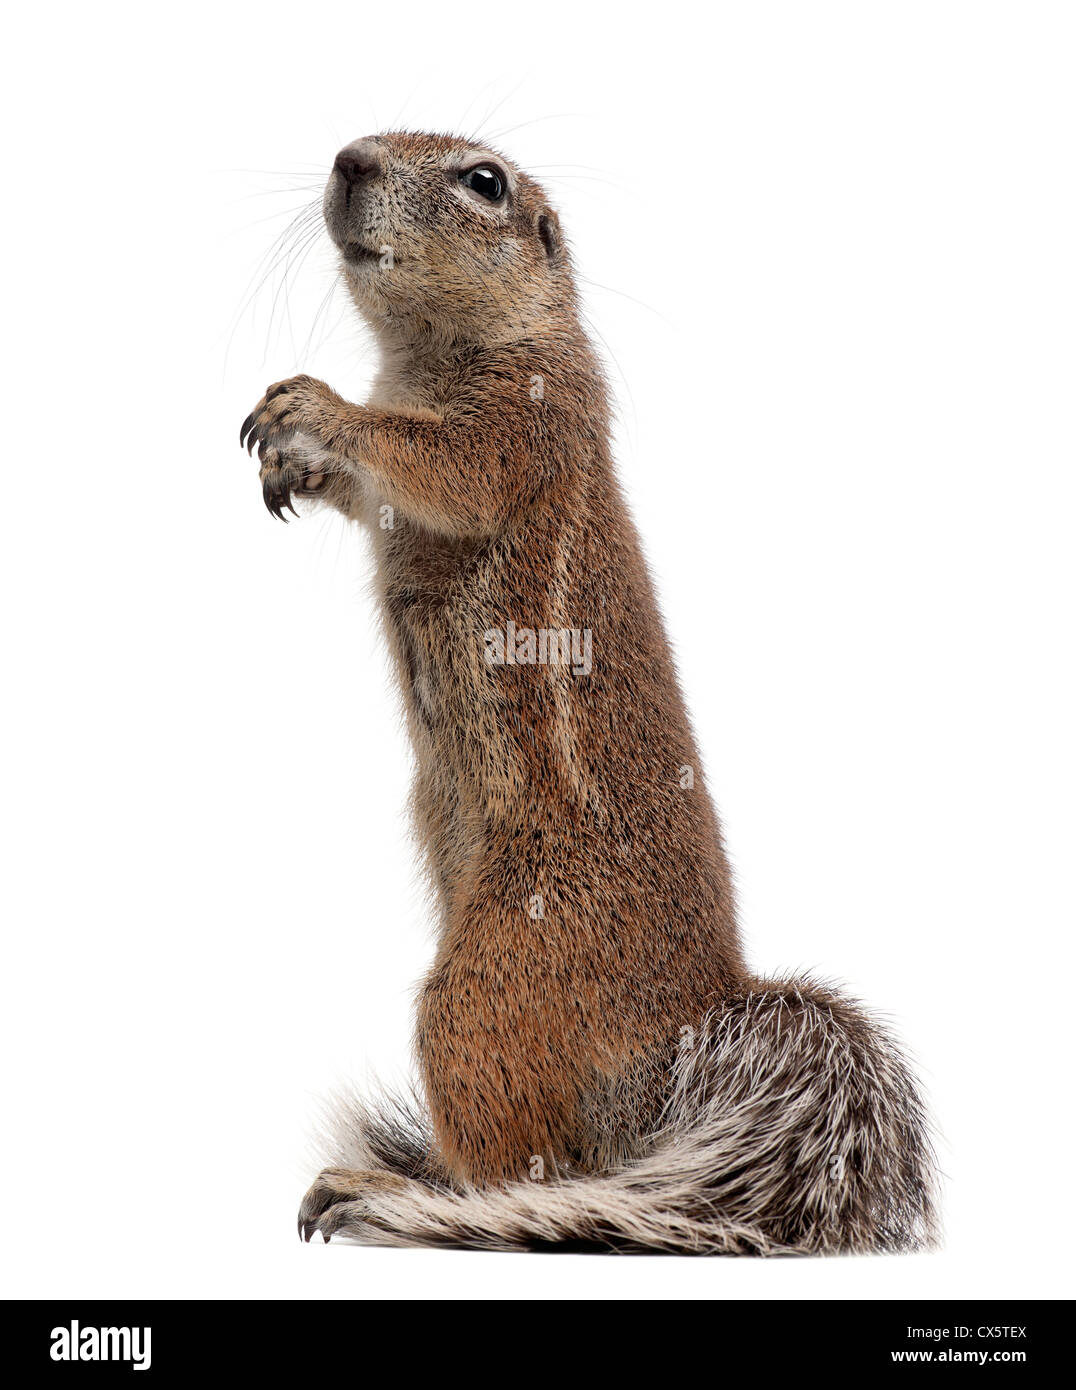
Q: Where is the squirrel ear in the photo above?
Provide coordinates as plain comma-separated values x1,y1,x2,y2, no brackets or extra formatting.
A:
536,210,562,262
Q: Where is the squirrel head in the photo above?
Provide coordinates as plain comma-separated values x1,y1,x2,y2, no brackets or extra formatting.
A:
323,132,573,346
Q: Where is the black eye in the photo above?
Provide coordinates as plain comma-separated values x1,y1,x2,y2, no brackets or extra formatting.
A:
460,165,505,202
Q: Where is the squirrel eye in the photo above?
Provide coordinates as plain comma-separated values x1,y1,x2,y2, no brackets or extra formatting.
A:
461,166,505,202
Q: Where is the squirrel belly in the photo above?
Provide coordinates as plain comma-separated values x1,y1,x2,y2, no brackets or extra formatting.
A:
240,131,939,1254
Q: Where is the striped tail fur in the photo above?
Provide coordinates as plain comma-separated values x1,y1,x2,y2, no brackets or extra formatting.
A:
299,978,939,1254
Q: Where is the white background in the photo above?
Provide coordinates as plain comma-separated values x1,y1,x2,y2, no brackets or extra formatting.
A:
2,0,1073,1301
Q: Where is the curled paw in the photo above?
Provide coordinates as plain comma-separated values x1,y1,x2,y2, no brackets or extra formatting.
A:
239,374,338,459
256,443,328,522
298,1167,408,1242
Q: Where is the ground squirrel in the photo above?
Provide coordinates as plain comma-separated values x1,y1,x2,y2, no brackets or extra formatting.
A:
239,131,938,1253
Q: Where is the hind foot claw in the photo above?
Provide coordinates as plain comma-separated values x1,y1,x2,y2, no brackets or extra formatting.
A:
298,1168,408,1242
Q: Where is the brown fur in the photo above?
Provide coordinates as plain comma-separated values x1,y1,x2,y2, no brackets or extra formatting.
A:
239,132,938,1251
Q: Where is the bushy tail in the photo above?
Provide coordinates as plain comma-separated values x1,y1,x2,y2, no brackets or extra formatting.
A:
301,978,940,1254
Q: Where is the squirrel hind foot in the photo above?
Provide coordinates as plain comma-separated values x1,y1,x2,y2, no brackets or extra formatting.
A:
298,1167,411,1243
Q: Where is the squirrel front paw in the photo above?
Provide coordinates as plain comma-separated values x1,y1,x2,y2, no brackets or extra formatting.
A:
240,375,340,520
255,443,330,521
240,374,338,452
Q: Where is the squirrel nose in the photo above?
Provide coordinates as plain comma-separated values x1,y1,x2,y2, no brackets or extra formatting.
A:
334,140,383,185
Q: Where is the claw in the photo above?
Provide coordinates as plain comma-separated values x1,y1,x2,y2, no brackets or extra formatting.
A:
262,476,287,521
265,481,297,522
239,412,254,448
247,424,259,457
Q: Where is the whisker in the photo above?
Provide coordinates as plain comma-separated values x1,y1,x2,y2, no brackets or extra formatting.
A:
390,74,430,133
232,185,324,204
577,307,639,445
226,200,327,238
470,79,528,145
221,197,322,373
299,273,343,365
240,209,324,332
478,112,590,144
456,82,502,139
263,223,326,363
529,170,625,192
225,165,331,178
577,277,669,323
